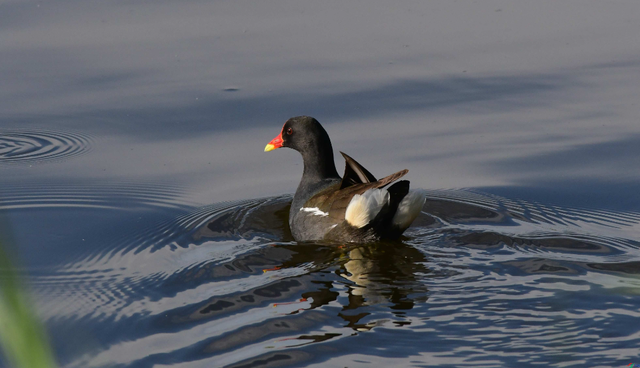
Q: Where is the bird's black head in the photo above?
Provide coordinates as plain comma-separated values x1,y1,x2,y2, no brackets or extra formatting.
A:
264,116,339,180
264,116,331,154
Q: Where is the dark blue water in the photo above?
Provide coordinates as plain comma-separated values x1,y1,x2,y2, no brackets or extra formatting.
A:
2,1,640,367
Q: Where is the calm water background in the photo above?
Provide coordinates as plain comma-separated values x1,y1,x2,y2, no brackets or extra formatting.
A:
1,1,640,367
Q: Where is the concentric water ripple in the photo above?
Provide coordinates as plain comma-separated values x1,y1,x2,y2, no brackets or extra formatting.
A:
0,181,196,211
0,128,93,164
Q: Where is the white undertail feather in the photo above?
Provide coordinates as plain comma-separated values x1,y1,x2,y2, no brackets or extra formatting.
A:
345,188,390,228
392,189,426,230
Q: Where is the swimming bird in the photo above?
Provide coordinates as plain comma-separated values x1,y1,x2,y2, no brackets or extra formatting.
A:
265,116,425,243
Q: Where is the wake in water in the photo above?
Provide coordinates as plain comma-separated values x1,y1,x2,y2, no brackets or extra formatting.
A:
6,186,640,367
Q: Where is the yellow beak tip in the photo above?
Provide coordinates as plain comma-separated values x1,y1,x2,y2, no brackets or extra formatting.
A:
264,144,276,152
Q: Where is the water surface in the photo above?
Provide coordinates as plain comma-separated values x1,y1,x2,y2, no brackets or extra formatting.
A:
1,1,640,367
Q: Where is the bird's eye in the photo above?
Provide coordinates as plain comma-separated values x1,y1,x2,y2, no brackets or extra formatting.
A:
286,127,293,135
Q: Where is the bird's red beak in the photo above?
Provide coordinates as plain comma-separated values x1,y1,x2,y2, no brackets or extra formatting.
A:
264,133,283,152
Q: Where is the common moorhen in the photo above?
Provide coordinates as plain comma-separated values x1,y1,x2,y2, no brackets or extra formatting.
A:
265,116,425,242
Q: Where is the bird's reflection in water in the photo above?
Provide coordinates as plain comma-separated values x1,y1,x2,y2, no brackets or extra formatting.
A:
337,242,430,330
342,243,429,307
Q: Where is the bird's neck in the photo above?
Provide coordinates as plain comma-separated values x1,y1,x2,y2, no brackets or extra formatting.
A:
299,143,340,185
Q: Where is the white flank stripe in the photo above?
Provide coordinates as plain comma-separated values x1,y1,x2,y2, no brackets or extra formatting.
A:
345,188,389,228
300,207,329,217
392,189,426,230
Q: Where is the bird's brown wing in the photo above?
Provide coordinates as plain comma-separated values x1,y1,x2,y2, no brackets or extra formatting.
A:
306,169,409,224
